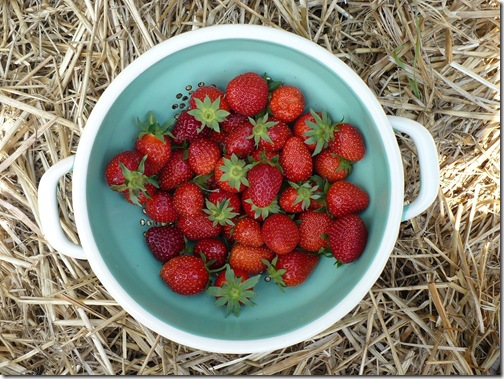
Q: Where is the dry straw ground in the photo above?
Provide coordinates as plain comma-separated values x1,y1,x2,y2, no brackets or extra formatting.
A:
0,0,500,375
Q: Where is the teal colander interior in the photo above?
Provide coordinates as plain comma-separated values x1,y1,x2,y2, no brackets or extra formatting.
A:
86,38,392,341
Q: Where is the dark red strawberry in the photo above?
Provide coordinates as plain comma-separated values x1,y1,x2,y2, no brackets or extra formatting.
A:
328,214,368,264
261,213,300,255
233,217,264,247
188,137,221,175
328,123,366,162
265,251,319,288
224,121,255,158
160,255,209,295
269,85,305,123
171,110,210,144
158,149,195,191
206,266,260,316
225,72,269,116
326,180,369,218
313,148,351,182
177,212,222,240
280,136,313,183
193,238,228,269
145,191,179,223
229,243,275,275
173,182,204,217
221,112,249,134
145,225,185,262
298,210,331,252
247,162,283,208
134,112,173,172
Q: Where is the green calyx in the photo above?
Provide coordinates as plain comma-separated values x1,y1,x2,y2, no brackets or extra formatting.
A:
289,181,321,211
247,114,278,147
137,111,175,142
203,198,239,227
304,109,337,156
206,266,261,317
110,155,159,206
245,198,281,220
263,256,287,292
219,154,252,191
188,95,230,133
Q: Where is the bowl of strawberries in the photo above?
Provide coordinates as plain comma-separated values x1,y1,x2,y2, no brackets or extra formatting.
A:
38,24,439,353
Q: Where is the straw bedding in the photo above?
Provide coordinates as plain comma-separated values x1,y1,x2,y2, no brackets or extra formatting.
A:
0,0,500,375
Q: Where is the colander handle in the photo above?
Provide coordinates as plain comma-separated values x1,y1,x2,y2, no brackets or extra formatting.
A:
387,116,440,222
38,155,87,260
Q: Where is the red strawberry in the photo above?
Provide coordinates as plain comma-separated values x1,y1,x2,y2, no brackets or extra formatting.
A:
134,112,173,173
145,191,179,223
207,188,242,214
250,149,279,162
241,187,280,221
328,214,368,264
293,111,319,152
298,210,331,252
269,85,305,123
280,136,313,183
266,251,319,288
188,86,230,132
210,129,229,145
206,266,260,317
214,155,251,193
313,148,351,183
279,182,320,213
293,110,336,155
233,217,264,247
229,243,275,275
160,255,209,295
173,182,204,217
261,213,300,255
171,110,210,145
203,197,240,227
224,121,255,158
188,137,221,175
328,123,365,162
247,163,283,208
177,212,222,240
326,180,369,218
145,225,185,262
158,149,195,191
105,150,159,206
221,112,249,133
257,118,292,152
226,72,269,116
193,238,228,269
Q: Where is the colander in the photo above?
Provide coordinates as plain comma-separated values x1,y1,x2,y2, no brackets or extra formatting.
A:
38,24,439,353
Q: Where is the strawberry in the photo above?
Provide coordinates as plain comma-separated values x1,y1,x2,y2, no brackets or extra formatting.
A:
173,182,204,217
160,255,209,295
327,214,368,264
279,181,320,213
297,210,331,252
280,136,313,183
188,86,230,132
257,117,292,152
203,198,240,227
313,148,351,183
134,112,173,173
229,243,275,275
214,155,252,193
171,110,210,145
326,180,369,218
221,112,249,133
207,188,242,214
250,149,279,162
105,150,159,206
145,191,179,223
206,266,260,317
158,149,195,191
224,121,255,158
241,187,281,221
247,162,283,208
210,129,229,145
294,110,336,156
193,238,228,269
225,72,269,116
145,225,185,262
265,251,319,288
233,217,264,247
261,213,300,255
328,123,365,162
177,212,222,240
248,114,278,149
269,85,305,123
188,137,221,175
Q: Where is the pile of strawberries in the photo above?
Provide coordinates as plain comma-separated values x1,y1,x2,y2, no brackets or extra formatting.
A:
105,72,369,317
